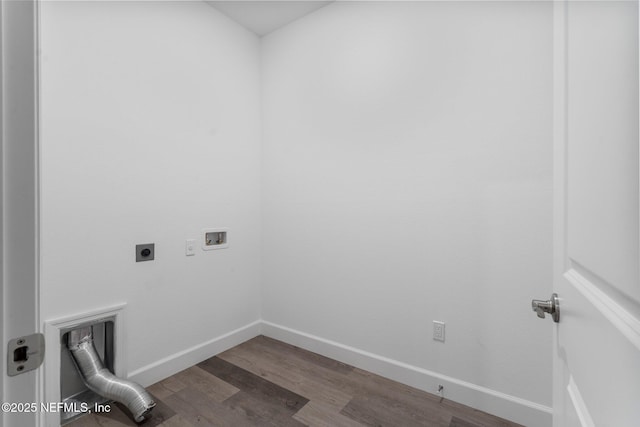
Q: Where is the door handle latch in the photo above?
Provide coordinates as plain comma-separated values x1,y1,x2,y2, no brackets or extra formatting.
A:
531,293,560,323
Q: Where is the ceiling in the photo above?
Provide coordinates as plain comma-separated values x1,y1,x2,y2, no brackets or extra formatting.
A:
206,1,334,37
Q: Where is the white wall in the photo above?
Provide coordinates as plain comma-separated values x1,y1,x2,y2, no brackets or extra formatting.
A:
39,1,554,425
39,1,262,383
261,2,553,424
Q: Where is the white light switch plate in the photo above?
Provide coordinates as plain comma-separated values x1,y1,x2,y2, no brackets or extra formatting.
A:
185,239,196,256
433,321,445,342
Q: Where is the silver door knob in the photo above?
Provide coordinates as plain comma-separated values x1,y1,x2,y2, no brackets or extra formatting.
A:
531,293,559,323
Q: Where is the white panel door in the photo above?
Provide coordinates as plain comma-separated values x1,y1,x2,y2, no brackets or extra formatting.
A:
1,1,41,427
552,1,640,426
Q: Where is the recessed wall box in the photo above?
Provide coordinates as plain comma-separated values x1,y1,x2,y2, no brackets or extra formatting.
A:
60,319,115,425
136,243,155,262
202,228,229,250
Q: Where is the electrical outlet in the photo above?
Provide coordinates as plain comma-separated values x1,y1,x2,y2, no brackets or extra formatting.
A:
433,321,445,342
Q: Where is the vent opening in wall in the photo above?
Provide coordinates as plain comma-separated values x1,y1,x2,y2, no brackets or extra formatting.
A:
202,228,229,250
59,319,115,425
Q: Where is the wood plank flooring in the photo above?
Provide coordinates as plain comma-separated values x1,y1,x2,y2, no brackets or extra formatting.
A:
66,336,523,427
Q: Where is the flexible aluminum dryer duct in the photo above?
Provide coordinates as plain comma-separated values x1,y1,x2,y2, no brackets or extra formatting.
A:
67,327,156,423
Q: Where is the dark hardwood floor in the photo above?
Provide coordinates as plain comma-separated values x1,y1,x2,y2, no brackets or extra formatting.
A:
66,336,523,427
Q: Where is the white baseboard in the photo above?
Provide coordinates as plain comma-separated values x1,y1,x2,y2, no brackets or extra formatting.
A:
44,317,550,427
128,320,262,387
261,320,552,427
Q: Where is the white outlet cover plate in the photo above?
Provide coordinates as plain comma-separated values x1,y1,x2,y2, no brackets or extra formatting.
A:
433,321,445,342
186,239,196,256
